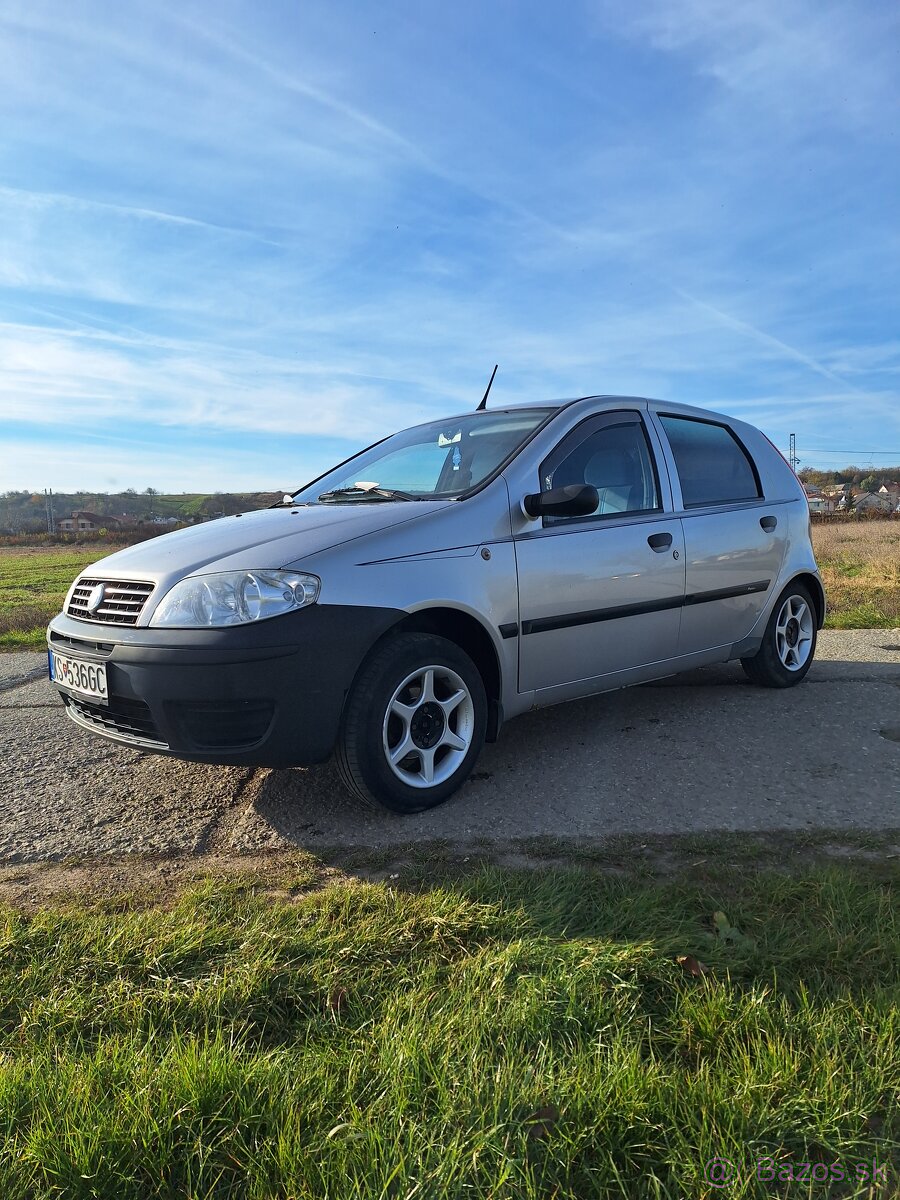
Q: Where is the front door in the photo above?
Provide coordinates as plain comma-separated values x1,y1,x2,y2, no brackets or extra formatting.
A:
514,412,685,694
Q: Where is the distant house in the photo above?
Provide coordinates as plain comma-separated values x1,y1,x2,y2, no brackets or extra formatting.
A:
853,492,894,514
806,495,834,513
57,511,121,532
803,486,834,513
878,481,900,502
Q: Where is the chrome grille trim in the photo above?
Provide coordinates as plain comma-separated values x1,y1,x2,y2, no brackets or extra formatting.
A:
67,578,155,626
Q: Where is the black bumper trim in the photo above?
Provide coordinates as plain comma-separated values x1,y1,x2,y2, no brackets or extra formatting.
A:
63,692,168,749
48,603,406,766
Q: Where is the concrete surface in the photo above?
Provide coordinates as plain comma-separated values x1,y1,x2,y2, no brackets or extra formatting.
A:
1,630,898,863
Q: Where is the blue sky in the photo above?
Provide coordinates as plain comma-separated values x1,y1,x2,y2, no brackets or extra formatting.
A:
1,0,899,492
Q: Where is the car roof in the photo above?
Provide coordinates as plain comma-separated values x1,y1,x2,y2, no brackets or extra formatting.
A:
444,396,743,426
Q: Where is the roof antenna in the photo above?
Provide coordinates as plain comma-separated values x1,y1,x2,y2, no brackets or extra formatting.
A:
476,364,498,411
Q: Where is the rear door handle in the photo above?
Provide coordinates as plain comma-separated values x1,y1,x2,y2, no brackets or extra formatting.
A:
760,515,778,532
647,532,673,552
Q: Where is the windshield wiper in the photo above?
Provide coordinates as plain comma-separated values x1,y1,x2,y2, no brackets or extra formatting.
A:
317,486,419,503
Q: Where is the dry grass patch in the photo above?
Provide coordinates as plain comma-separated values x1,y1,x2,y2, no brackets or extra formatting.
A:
812,520,900,628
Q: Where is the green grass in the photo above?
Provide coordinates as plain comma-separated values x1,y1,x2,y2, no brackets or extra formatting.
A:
825,602,897,630
151,493,208,518
0,548,104,648
0,865,897,1198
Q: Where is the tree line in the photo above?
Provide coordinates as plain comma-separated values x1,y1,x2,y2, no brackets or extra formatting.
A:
0,489,280,534
797,466,900,492
4,464,899,533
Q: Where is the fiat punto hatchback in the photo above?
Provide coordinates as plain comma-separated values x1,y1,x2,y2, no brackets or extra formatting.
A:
48,397,825,812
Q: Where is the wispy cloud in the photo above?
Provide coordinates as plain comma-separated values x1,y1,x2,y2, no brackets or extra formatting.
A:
0,185,279,243
0,324,437,441
592,0,900,130
667,286,860,394
0,0,898,491
171,9,580,245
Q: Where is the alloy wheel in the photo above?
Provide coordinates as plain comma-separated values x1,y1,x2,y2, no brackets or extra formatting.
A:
774,594,814,671
382,665,475,788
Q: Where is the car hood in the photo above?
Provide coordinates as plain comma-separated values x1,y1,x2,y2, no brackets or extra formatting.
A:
82,502,454,582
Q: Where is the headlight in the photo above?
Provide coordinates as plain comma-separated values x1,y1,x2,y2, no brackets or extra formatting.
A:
150,570,320,628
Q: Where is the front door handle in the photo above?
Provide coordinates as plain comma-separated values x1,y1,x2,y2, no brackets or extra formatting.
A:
647,532,673,552
760,515,778,532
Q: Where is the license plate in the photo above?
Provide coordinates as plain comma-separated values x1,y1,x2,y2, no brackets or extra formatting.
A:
49,651,109,704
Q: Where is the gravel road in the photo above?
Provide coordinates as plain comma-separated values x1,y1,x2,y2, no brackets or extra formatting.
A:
1,631,898,865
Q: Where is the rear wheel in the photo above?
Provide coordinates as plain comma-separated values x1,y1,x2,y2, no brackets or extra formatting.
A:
741,582,817,687
336,632,487,812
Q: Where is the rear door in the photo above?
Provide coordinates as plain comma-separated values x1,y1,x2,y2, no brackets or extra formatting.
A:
650,412,787,654
513,410,686,694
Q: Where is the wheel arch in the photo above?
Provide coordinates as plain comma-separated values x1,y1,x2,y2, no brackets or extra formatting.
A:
362,606,504,742
784,571,826,629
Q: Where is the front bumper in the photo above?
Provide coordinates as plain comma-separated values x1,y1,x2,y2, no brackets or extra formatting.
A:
47,603,404,766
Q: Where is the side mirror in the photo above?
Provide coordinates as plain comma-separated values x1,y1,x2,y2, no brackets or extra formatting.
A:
523,483,599,519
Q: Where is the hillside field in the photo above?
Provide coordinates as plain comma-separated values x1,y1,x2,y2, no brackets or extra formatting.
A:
0,547,110,649
1,521,898,649
0,490,280,533
814,519,900,628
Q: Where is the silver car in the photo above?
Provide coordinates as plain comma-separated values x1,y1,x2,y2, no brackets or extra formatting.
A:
48,396,824,812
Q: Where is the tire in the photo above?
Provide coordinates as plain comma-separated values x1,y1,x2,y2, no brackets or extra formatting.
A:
741,582,818,688
336,632,488,813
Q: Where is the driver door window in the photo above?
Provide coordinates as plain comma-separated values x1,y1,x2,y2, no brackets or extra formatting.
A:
515,411,683,694
540,414,660,524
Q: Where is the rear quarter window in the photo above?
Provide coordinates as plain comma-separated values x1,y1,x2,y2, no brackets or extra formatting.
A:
659,415,761,507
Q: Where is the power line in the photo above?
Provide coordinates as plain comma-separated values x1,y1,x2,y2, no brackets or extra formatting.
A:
796,449,900,457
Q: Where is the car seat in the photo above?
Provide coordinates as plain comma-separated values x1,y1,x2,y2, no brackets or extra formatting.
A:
582,445,643,513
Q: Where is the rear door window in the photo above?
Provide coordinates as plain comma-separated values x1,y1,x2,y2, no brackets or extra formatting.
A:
659,415,760,507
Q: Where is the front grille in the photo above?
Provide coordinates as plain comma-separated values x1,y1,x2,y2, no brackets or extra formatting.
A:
63,693,167,748
67,578,155,625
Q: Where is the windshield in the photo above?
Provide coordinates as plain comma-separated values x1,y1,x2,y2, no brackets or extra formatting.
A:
292,409,557,503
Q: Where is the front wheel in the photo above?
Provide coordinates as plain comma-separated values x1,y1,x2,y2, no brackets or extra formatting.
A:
336,632,487,812
741,583,818,688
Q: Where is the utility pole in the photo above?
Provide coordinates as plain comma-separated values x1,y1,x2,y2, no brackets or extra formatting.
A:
788,433,800,474
44,488,55,535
